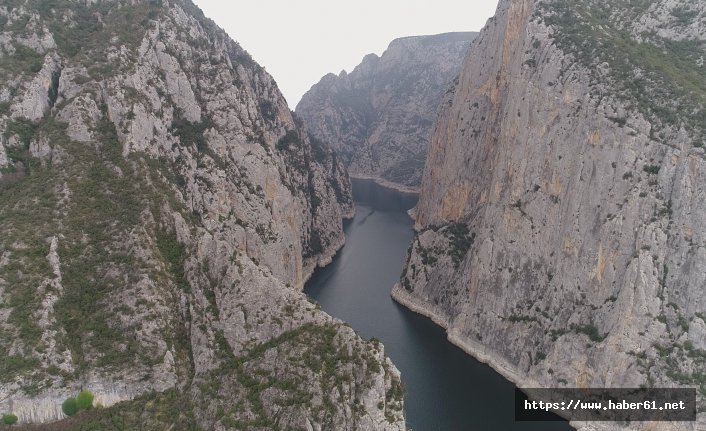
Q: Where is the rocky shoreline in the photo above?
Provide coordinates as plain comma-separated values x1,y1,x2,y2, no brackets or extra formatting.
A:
391,286,703,431
349,174,420,194
299,223,350,290
390,285,591,429
390,284,542,388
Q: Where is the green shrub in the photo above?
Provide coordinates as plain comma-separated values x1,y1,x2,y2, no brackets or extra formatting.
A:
670,6,698,25
443,222,475,268
571,323,605,342
276,129,301,151
62,398,78,416
643,165,660,175
2,414,18,425
76,390,94,410
155,228,189,293
171,114,213,151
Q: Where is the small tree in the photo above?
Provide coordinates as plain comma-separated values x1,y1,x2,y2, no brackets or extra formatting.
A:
62,398,78,416
2,414,18,425
76,390,94,410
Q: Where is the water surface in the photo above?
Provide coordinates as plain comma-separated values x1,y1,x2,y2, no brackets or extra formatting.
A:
306,179,572,431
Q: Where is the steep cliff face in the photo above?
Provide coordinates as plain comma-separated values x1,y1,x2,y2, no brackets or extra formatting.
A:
0,1,404,429
296,32,475,191
395,0,706,427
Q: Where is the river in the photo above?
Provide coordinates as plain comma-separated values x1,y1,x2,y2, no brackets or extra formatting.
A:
305,179,572,431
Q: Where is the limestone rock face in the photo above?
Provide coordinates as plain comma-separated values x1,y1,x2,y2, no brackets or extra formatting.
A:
396,0,705,429
0,1,403,429
296,32,476,190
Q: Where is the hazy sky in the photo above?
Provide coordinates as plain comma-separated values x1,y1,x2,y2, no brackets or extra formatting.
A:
193,1,499,108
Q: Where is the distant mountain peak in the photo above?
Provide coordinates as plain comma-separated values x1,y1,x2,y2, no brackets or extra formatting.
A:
297,31,477,190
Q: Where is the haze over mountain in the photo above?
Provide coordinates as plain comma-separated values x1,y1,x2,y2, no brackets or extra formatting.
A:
193,0,498,106
297,32,476,190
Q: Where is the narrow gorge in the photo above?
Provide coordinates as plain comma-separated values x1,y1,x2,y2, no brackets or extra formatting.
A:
1,0,705,429
297,32,475,191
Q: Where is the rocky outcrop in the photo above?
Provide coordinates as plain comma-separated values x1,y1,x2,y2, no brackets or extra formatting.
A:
0,1,404,429
397,0,705,429
296,32,475,191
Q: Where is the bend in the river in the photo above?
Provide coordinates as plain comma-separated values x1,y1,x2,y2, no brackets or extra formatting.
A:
305,179,573,431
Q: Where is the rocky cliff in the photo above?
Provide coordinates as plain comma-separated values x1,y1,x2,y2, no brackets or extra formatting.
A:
296,32,475,191
0,0,404,429
395,0,705,429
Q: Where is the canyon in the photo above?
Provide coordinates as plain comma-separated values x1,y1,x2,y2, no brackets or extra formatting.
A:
2,0,705,429
297,32,475,191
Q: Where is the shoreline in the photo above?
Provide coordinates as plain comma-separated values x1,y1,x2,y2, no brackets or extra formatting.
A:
297,203,355,290
389,284,541,387
298,225,348,291
349,174,420,195
390,284,586,431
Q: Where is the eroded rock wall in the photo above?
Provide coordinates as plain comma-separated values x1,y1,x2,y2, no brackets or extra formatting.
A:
296,32,475,191
0,1,403,429
397,1,705,429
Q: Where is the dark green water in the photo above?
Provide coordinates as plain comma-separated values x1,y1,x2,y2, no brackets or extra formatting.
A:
305,179,572,431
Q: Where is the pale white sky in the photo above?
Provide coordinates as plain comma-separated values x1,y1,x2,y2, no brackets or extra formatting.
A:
193,1,499,107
